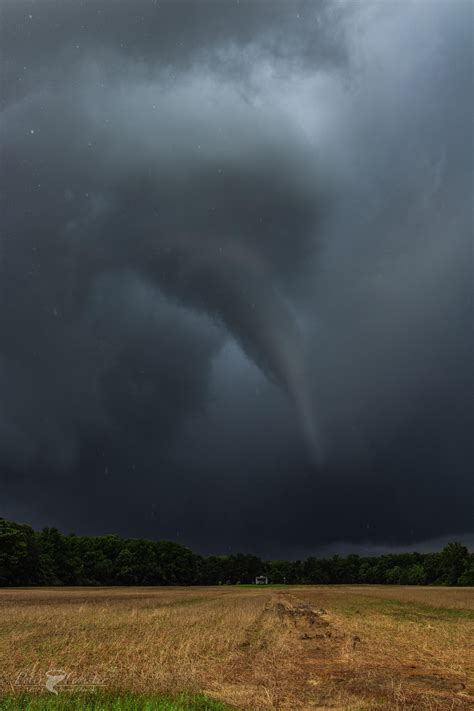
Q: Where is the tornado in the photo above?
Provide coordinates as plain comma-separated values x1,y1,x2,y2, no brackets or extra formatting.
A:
154,233,323,465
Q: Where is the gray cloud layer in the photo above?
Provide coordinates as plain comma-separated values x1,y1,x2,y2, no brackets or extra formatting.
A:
0,0,472,555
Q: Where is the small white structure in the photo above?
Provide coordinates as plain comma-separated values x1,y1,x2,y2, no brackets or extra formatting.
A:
255,575,268,585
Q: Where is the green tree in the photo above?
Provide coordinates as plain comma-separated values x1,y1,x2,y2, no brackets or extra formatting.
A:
267,559,294,584
457,554,474,586
438,543,469,585
385,566,402,584
0,518,40,585
400,564,426,585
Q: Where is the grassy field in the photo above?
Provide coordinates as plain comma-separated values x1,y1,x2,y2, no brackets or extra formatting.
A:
0,586,472,710
0,692,233,710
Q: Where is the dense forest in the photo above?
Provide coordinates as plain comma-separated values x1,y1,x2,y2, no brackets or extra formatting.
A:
1,517,472,587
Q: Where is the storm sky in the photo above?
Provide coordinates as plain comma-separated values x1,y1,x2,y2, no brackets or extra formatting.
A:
0,0,472,558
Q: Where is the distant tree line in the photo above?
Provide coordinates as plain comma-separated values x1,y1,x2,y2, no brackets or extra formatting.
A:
1,517,472,587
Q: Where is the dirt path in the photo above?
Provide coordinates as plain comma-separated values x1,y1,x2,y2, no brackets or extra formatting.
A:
217,590,473,710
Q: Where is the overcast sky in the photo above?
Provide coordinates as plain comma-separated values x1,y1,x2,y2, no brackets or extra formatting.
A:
0,0,472,558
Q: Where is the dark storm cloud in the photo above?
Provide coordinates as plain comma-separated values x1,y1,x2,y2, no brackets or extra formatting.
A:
0,0,472,555
0,0,346,89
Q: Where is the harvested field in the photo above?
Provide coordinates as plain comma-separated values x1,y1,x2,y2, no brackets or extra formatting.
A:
0,586,472,710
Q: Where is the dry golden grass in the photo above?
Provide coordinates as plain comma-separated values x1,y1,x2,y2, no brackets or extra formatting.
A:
0,586,472,710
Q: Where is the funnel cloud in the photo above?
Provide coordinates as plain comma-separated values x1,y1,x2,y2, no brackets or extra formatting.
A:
151,232,323,463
